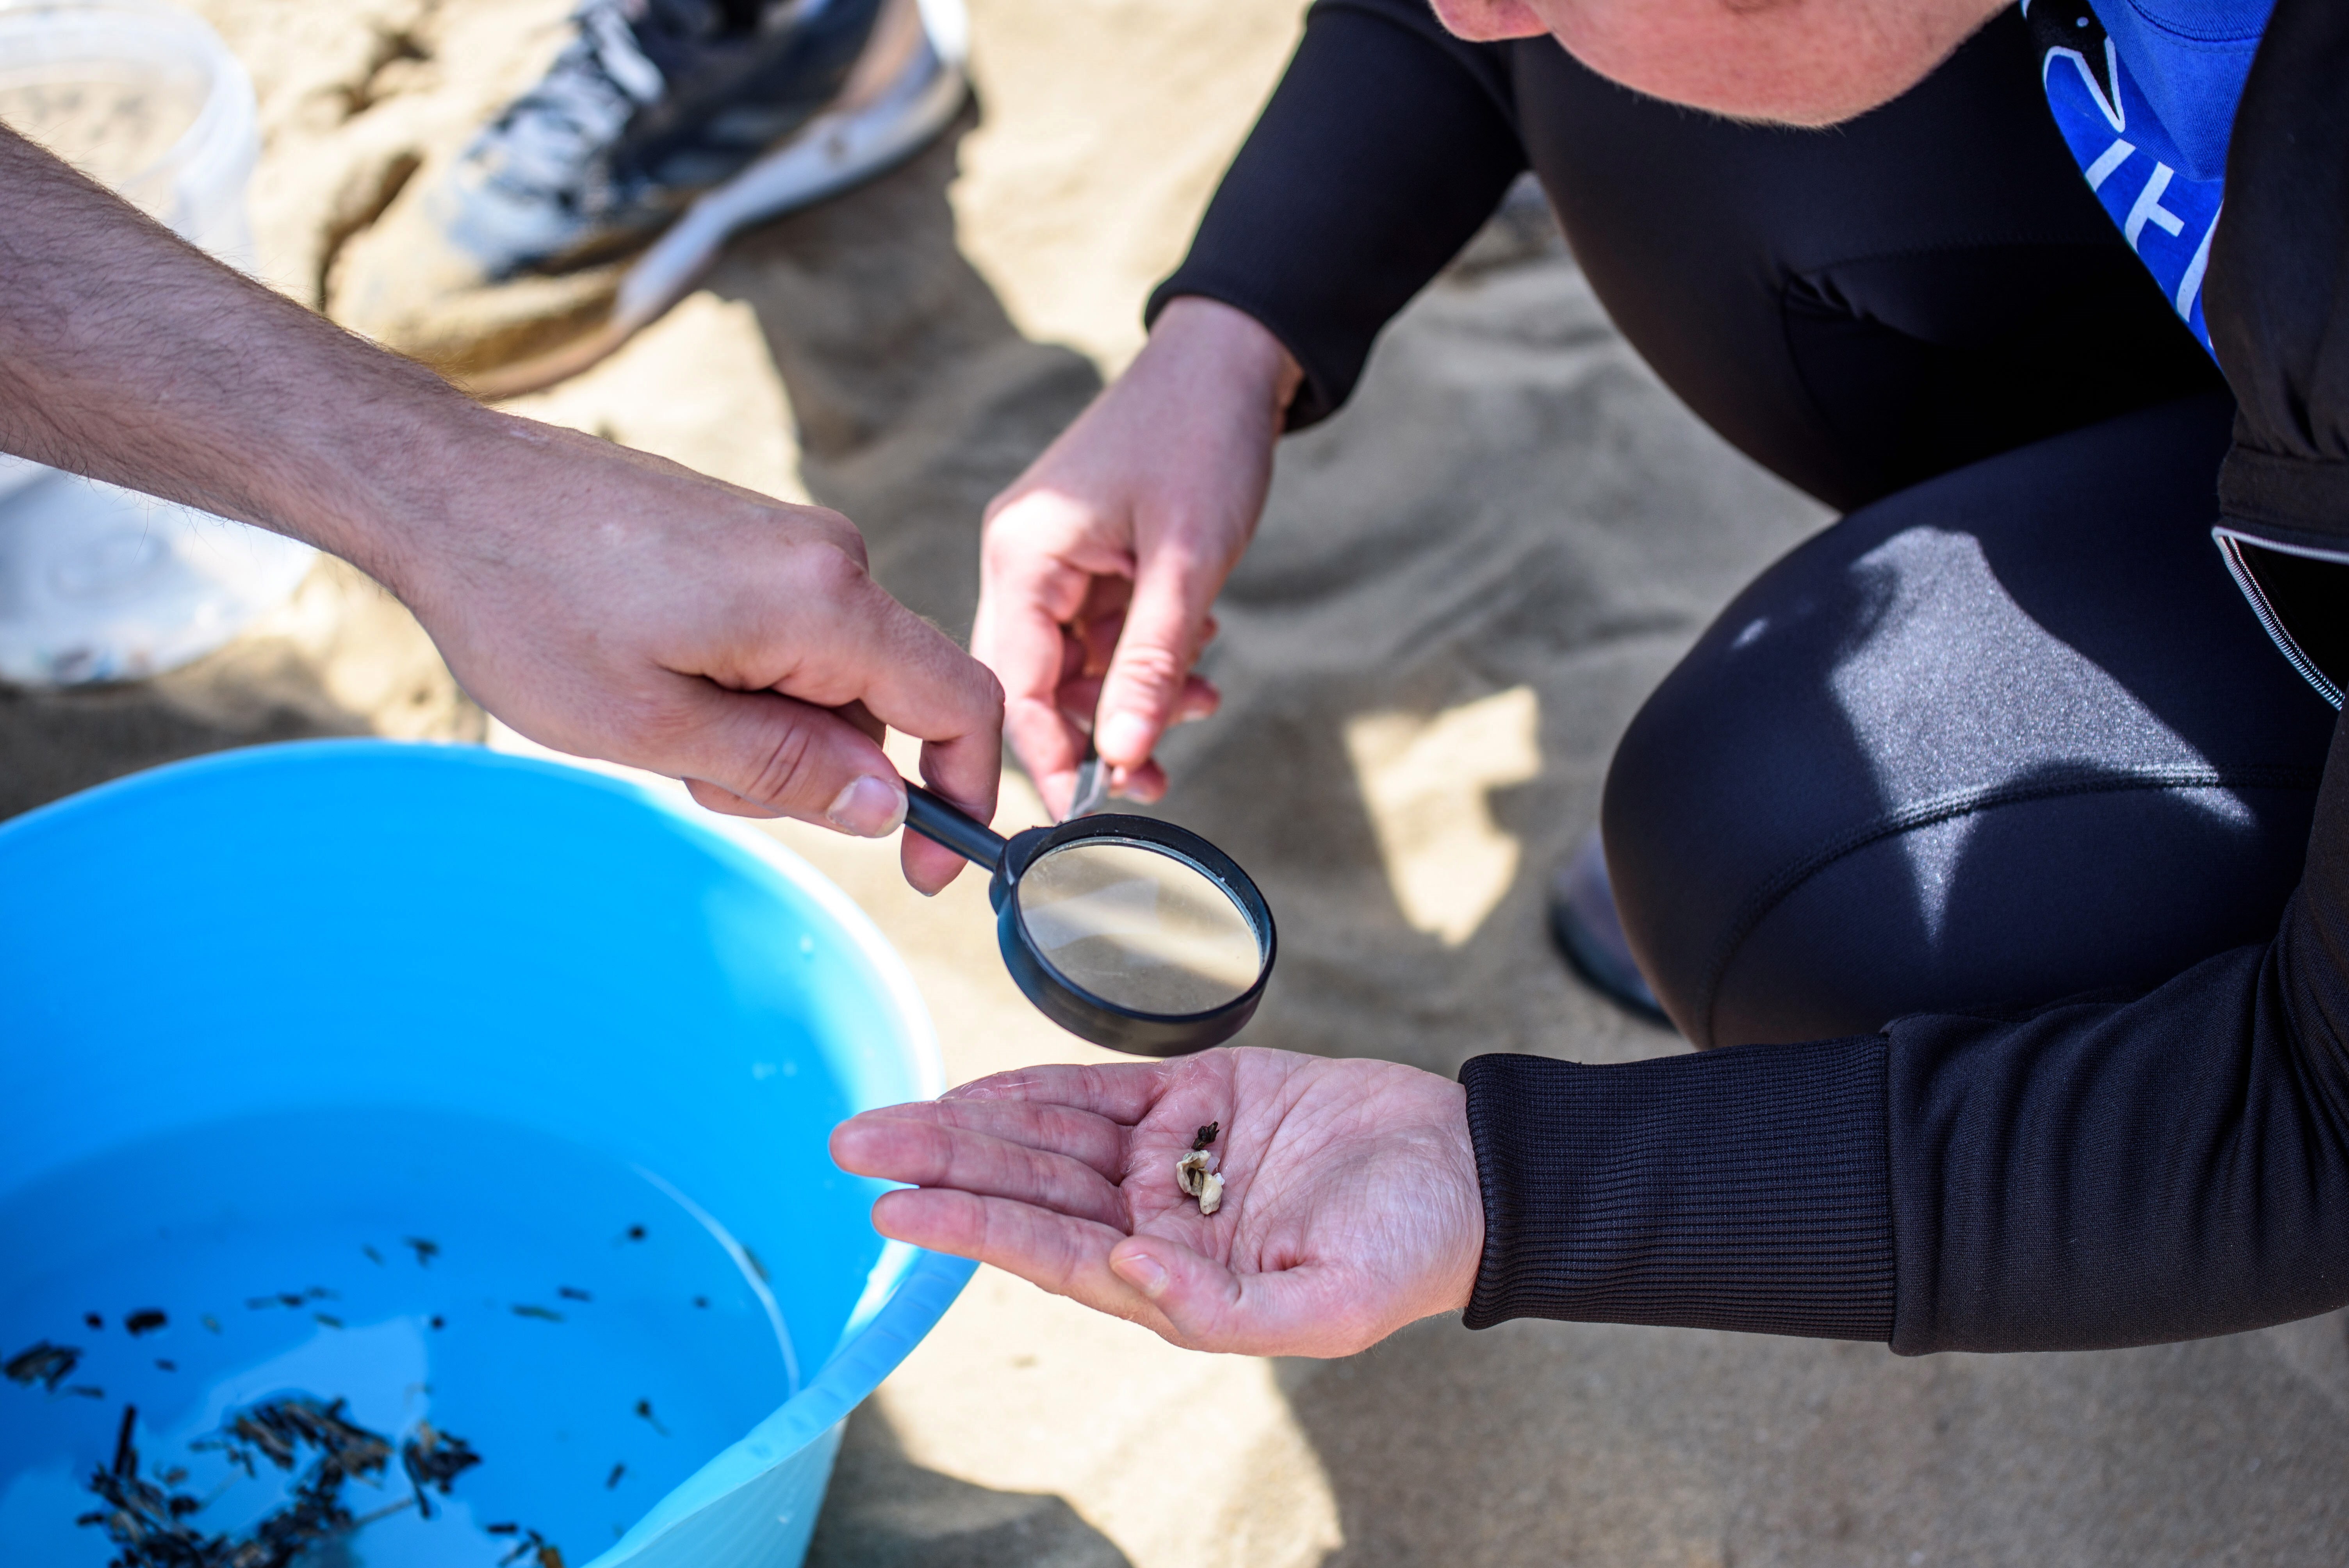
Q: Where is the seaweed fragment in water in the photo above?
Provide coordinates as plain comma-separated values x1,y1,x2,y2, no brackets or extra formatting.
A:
195,1396,392,1483
76,1402,217,1564
405,1237,440,1267
4,1340,82,1392
243,1293,312,1311
124,1310,167,1337
487,1522,568,1568
557,1286,592,1303
400,1422,481,1520
80,1396,496,1568
512,1304,564,1323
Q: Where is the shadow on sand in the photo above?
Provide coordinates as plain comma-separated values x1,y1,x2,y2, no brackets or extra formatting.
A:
808,1403,1130,1568
706,105,1101,645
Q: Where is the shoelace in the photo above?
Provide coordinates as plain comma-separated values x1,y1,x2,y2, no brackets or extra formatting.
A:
465,0,668,214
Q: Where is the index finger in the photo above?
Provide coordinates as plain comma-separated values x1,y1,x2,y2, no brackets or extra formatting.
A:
841,1095,1131,1181
946,1061,1178,1125
826,578,1002,797
766,567,1003,889
974,553,1099,816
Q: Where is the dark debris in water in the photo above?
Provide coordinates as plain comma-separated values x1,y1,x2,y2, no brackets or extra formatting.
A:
124,1310,168,1338
80,1397,384,1567
557,1286,592,1303
5,1340,82,1392
511,1304,563,1323
77,1395,530,1568
633,1399,668,1437
243,1289,333,1313
196,1396,392,1483
404,1237,440,1268
487,1522,567,1568
400,1422,481,1520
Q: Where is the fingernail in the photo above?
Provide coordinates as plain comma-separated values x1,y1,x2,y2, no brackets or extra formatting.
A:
826,775,907,837
1098,712,1152,763
1114,1249,1168,1299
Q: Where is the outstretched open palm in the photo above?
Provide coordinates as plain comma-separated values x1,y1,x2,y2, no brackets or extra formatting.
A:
830,1048,1485,1358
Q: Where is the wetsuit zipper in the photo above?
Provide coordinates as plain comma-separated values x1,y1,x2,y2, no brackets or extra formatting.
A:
2214,527,2347,709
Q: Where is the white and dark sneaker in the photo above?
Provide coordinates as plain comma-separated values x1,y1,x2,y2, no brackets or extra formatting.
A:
331,0,966,393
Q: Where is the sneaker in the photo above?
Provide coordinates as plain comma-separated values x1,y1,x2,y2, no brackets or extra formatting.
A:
330,0,967,394
1548,829,1672,1026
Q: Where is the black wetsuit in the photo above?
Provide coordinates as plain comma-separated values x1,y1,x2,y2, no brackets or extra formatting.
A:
1151,0,2349,1350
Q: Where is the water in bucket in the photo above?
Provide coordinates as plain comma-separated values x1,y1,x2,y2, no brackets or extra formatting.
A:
1,1108,793,1566
0,743,975,1568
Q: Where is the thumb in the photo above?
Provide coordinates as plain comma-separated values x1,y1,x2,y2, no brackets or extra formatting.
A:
666,681,909,837
1109,1235,1360,1356
1094,551,1219,770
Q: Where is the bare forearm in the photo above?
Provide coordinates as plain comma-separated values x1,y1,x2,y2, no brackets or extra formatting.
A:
0,124,490,597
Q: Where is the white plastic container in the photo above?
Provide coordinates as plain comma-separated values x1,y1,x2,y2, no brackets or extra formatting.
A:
0,1,314,686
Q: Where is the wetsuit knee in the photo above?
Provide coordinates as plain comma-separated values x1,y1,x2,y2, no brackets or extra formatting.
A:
1600,395,2330,1049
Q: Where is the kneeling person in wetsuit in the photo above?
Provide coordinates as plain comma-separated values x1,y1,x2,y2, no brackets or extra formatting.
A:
832,0,2349,1360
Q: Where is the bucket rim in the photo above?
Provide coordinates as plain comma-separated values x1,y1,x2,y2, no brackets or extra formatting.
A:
0,737,979,1564
0,0,262,227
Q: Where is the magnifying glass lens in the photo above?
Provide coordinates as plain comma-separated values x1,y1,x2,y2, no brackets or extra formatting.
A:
1014,839,1264,1015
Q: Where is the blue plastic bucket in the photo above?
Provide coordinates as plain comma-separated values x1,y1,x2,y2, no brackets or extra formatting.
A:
0,740,973,1567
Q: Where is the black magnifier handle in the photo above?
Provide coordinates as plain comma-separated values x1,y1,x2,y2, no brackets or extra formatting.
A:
903,782,1008,871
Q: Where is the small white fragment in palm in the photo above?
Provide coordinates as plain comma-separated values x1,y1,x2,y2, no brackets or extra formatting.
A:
1174,1148,1224,1215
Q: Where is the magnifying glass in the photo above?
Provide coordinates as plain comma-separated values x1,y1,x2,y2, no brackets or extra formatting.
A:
899,784,1275,1057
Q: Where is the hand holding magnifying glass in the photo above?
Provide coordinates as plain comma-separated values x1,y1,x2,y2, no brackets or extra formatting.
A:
896,782,1275,1056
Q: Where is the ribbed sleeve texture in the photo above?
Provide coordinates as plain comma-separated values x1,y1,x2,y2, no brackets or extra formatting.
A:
1459,1040,1896,1341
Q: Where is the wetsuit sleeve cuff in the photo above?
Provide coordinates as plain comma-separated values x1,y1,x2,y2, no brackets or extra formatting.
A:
1459,1039,1896,1341
1142,0,1525,430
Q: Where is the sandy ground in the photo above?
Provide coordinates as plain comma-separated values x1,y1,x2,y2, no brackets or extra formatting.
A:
8,0,2349,1563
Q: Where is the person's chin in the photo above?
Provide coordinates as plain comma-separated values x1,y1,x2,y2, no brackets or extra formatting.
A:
1561,42,1934,130
1426,0,1552,43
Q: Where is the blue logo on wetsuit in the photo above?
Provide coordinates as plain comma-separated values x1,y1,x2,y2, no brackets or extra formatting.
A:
2026,0,2270,355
